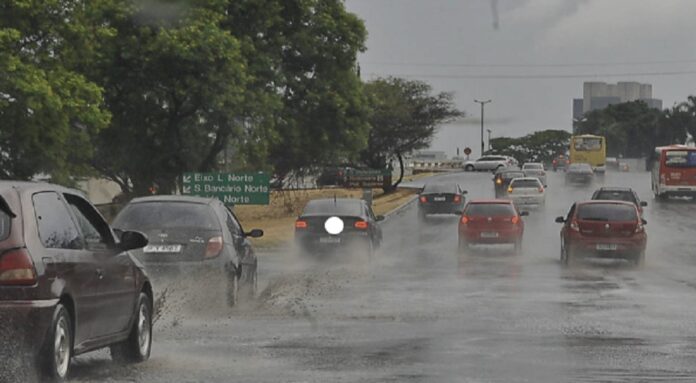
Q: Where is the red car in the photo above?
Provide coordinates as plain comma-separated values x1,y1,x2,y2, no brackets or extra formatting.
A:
458,200,528,254
555,201,647,266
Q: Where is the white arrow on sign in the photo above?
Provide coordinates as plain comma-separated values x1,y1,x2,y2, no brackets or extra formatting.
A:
182,186,191,194
183,175,192,183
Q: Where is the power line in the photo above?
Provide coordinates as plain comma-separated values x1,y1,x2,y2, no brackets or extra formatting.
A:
362,59,696,69
365,70,696,80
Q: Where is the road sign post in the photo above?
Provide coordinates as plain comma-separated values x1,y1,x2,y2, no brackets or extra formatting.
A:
181,172,270,205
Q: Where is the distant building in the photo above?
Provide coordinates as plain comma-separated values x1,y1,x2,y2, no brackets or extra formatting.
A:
573,81,663,127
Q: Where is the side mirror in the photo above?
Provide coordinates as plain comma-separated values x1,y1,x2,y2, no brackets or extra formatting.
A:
462,190,468,195
375,215,386,222
519,211,530,217
555,216,565,223
454,209,464,215
118,230,148,251
245,229,264,238
641,219,647,225
640,201,648,207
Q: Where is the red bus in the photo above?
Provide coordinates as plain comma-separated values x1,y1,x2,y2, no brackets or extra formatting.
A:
651,145,696,199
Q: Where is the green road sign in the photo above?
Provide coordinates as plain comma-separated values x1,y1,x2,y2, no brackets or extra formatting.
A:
181,172,270,205
344,169,392,189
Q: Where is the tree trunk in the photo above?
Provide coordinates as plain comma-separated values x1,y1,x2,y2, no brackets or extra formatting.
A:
386,152,405,192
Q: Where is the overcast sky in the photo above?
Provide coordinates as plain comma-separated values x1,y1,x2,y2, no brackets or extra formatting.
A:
344,0,696,157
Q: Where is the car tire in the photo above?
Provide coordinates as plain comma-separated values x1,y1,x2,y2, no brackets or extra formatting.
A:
239,263,258,299
418,209,427,221
514,239,522,255
40,304,72,382
458,238,469,255
111,292,153,364
465,165,474,172
634,251,646,268
226,270,239,307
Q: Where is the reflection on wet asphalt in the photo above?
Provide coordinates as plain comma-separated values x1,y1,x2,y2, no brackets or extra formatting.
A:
66,171,696,382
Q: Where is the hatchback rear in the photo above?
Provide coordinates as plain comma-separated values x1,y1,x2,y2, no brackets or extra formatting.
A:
418,183,467,218
458,200,526,254
507,178,545,207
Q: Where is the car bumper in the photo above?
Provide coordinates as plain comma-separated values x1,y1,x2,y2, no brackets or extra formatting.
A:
659,185,696,195
569,238,646,258
0,299,58,357
296,234,373,254
419,203,463,215
509,195,545,206
459,229,522,244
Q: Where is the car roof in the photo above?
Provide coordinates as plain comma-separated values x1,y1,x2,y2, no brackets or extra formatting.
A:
594,187,633,192
467,199,513,204
128,195,218,205
510,177,541,182
578,200,636,207
523,162,542,166
305,198,364,208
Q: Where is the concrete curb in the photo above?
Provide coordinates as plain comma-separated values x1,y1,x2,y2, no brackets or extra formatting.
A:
384,195,417,220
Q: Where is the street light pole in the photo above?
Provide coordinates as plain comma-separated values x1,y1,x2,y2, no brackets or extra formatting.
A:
475,99,492,156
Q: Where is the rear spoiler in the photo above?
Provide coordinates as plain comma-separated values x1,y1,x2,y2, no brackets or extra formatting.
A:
0,195,16,218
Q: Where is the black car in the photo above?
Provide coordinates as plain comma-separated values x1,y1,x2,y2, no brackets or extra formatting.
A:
493,169,526,197
295,198,383,257
418,183,468,218
316,166,352,187
0,182,151,381
591,187,647,216
112,196,263,306
565,163,594,185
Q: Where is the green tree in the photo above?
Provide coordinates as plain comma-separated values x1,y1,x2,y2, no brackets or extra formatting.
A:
0,1,110,183
488,130,571,164
361,77,463,189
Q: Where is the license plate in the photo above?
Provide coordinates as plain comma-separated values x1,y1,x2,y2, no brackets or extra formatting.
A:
433,197,446,202
480,232,499,238
319,237,341,244
143,244,182,253
596,243,617,251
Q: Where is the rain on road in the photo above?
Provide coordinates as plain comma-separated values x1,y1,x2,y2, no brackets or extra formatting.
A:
66,170,696,383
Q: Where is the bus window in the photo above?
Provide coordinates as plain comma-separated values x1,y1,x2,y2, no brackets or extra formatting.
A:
665,151,696,167
574,137,602,151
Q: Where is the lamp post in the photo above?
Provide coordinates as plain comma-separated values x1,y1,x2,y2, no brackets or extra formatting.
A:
572,117,587,134
475,99,492,156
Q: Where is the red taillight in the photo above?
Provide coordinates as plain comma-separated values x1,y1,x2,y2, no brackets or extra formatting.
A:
553,160,557,165
635,222,645,233
538,187,544,193
295,220,308,229
354,220,369,230
453,195,461,203
570,220,580,232
0,249,37,286
205,236,223,259
511,216,520,224
460,216,469,224
419,196,427,203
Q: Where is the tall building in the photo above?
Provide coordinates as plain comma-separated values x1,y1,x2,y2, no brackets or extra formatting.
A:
572,81,662,124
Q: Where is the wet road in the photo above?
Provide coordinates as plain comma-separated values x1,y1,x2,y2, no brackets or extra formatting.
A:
68,170,696,382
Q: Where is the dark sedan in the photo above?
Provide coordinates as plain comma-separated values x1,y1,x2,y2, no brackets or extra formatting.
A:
591,187,647,216
493,169,526,197
112,196,263,306
565,163,594,185
418,183,468,218
295,198,383,257
0,182,151,381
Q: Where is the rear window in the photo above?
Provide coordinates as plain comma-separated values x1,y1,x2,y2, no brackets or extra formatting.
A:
664,150,696,168
302,200,362,217
523,164,543,170
593,191,637,204
510,179,541,188
501,172,525,179
422,183,456,194
113,202,220,231
0,211,10,241
465,203,516,217
569,163,592,171
577,204,637,221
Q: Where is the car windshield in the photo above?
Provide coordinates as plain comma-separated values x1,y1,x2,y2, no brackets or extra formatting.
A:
465,203,516,217
113,202,219,231
302,200,363,217
422,184,457,194
510,179,541,188
664,150,696,168
523,164,543,170
594,191,637,203
577,204,638,221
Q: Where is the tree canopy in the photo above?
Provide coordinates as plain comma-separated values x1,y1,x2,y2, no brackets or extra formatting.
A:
488,130,571,164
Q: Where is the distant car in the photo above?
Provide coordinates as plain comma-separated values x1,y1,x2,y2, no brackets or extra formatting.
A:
565,163,594,185
507,177,546,207
295,198,383,257
418,183,467,219
316,166,352,187
0,182,152,381
464,156,513,172
552,155,569,171
112,196,263,306
458,200,528,255
522,162,547,186
556,201,647,266
591,187,647,216
493,169,526,197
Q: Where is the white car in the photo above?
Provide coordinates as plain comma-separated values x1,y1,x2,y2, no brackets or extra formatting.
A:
464,156,514,172
507,177,546,207
522,162,547,186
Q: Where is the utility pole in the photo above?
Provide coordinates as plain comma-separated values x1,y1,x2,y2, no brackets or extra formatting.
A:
474,99,492,156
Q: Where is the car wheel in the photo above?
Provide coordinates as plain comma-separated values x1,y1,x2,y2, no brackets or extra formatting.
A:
226,270,239,307
458,238,469,255
634,251,646,268
465,165,474,172
514,239,522,255
239,263,258,299
41,304,72,382
418,209,427,221
111,292,153,364
560,243,568,265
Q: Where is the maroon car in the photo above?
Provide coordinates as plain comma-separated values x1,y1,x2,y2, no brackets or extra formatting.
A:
556,200,647,266
0,182,152,381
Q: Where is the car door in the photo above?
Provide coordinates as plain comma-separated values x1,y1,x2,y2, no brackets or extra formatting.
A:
223,206,249,268
476,157,492,170
64,193,136,338
31,192,100,345
561,203,577,246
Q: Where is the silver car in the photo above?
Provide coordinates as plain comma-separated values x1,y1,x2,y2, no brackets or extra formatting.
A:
522,162,547,186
